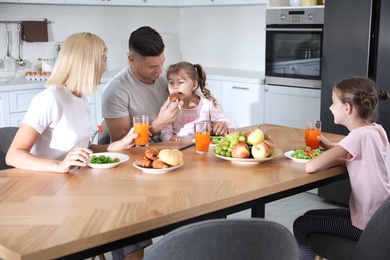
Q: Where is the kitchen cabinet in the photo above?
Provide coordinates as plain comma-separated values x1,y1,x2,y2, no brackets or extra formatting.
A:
206,79,222,105
221,81,264,128
180,0,266,6
0,92,10,127
18,0,64,3
142,0,179,5
264,84,321,129
64,0,142,5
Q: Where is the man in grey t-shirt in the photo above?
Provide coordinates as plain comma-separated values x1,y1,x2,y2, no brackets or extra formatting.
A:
102,26,179,144
101,26,179,260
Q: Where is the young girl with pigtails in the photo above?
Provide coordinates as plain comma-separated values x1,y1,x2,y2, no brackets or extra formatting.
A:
293,77,390,260
160,61,236,141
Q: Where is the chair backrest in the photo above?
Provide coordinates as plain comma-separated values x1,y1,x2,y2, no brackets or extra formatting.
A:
0,127,18,170
144,218,298,260
352,195,390,260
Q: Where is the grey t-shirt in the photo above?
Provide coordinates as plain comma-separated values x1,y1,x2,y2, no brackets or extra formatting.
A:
102,67,169,142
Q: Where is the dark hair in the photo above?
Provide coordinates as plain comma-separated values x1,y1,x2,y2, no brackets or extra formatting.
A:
334,77,390,122
167,61,219,108
129,26,165,57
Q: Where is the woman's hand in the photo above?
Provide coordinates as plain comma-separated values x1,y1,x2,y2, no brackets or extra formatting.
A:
57,147,92,172
107,128,138,151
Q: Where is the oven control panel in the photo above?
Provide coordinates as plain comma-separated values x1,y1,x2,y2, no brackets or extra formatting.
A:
266,7,324,25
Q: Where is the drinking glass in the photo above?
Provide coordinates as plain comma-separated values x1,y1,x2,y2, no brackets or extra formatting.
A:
194,122,211,154
133,115,149,147
305,120,322,149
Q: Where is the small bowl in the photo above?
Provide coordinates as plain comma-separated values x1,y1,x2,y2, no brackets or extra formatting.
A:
0,69,16,83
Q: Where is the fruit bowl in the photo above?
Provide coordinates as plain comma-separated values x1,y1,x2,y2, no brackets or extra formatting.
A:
214,148,283,165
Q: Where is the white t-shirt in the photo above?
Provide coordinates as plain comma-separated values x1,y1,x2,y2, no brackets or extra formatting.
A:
22,86,92,160
339,123,390,229
160,96,236,141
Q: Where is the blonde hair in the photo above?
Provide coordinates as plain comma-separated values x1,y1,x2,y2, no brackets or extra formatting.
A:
46,32,107,96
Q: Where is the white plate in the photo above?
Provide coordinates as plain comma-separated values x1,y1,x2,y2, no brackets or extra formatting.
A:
284,150,311,163
88,152,129,169
132,161,184,175
214,148,283,165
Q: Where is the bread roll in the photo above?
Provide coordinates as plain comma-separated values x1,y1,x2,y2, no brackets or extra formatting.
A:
170,93,181,102
158,149,184,166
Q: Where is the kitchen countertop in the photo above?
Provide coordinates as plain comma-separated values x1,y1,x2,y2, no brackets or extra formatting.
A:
0,67,265,91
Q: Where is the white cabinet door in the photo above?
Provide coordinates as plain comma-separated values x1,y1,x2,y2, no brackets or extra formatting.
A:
180,0,266,5
221,81,264,128
142,0,178,5
64,0,142,5
0,92,10,127
205,79,222,105
264,85,321,129
9,89,43,113
19,0,64,3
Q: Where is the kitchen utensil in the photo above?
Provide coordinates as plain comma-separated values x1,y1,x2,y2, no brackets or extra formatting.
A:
0,23,16,83
16,23,26,68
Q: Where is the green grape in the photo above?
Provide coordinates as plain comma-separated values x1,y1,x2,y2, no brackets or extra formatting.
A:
238,135,246,142
221,144,228,151
230,138,239,146
214,146,222,155
226,151,232,157
220,150,227,157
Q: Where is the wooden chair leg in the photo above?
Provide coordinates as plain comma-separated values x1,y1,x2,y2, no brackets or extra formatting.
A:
315,256,324,260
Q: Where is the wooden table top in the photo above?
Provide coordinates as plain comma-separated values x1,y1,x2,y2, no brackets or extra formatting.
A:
0,124,347,260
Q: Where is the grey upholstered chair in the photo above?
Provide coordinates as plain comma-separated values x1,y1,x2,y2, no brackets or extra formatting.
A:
144,218,298,260
309,195,390,260
0,126,18,170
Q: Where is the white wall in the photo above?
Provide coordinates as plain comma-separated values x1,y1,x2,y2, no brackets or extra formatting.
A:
0,3,266,72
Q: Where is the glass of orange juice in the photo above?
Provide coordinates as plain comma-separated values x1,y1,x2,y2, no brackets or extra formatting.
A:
133,115,149,147
305,120,322,149
194,122,211,154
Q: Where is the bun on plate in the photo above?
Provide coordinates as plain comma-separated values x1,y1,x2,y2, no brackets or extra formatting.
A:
170,93,181,102
158,149,184,166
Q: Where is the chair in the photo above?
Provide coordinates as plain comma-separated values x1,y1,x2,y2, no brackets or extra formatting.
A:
308,195,390,260
0,126,18,170
144,218,298,260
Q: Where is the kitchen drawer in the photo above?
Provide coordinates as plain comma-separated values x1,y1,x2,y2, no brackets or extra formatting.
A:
9,89,43,113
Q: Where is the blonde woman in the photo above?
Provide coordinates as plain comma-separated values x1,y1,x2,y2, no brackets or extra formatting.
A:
6,32,137,173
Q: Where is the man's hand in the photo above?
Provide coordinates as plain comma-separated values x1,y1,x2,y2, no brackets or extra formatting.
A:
150,97,179,135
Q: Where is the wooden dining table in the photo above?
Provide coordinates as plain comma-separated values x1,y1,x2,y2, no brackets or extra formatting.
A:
0,124,348,260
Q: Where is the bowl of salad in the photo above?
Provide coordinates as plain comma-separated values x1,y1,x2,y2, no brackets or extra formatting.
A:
284,146,322,163
88,152,129,168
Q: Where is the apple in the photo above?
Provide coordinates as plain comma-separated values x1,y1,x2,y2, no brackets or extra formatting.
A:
264,133,271,140
246,128,265,145
251,141,270,159
231,142,250,158
263,139,275,155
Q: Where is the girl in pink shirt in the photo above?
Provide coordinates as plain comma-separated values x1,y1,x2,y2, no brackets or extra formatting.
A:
294,77,390,260
161,62,236,141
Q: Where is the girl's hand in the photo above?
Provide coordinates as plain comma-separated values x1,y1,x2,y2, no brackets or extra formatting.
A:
318,135,337,150
108,128,138,151
58,147,92,172
169,135,182,141
211,122,229,136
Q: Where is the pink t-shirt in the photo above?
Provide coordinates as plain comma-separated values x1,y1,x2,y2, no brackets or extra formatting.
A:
339,123,390,229
160,96,236,141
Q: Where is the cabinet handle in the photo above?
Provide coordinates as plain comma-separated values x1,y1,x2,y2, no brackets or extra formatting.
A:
265,88,269,92
232,86,249,90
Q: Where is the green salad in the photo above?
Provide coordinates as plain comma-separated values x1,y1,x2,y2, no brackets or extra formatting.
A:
210,136,223,145
292,146,321,160
90,155,120,164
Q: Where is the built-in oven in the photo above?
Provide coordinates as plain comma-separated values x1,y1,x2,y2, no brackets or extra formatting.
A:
265,7,324,89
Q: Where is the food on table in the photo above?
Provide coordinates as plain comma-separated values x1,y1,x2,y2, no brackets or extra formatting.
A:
158,149,184,166
152,159,170,169
210,136,223,145
214,128,274,159
136,148,184,169
169,92,181,102
90,155,120,164
137,156,153,168
291,146,321,160
145,147,160,160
